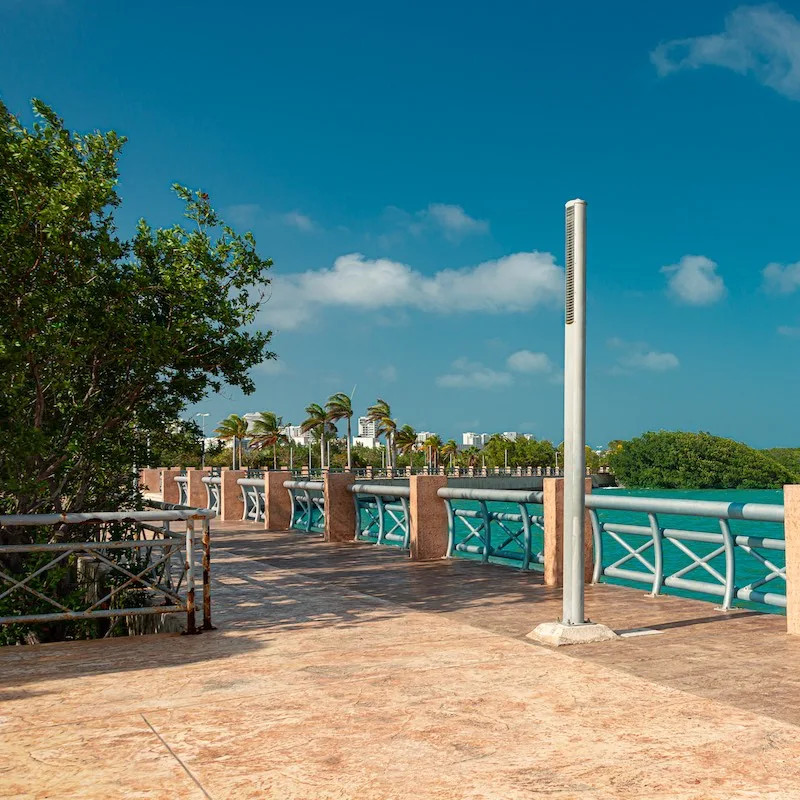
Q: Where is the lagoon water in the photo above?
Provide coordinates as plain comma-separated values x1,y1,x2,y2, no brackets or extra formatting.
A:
450,488,786,615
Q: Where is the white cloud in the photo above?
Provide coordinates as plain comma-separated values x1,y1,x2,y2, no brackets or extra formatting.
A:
226,203,262,228
609,338,680,373
382,202,489,241
651,5,800,100
506,350,553,374
778,325,800,336
763,261,800,293
280,210,315,232
436,357,513,390
259,251,563,330
661,255,726,305
379,365,398,382
256,359,287,375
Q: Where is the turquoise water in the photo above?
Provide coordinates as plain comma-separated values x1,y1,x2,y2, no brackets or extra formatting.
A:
450,488,786,614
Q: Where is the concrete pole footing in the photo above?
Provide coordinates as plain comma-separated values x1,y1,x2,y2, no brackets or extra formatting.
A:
527,621,617,647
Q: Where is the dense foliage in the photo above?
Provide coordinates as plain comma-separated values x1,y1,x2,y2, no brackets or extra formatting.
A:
0,100,275,519
762,448,800,476
608,431,797,489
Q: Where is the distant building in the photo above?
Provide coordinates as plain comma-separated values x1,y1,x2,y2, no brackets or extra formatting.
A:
462,432,490,448
353,436,381,449
358,417,378,438
281,425,311,446
416,431,436,445
502,432,519,442
243,412,261,432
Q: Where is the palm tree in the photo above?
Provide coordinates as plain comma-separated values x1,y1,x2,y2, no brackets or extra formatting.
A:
249,411,289,470
394,425,417,460
300,403,328,468
326,392,354,470
441,439,459,470
214,414,249,469
366,398,397,468
424,434,443,471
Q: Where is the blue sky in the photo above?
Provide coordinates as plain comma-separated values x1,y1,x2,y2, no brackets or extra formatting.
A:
4,0,800,447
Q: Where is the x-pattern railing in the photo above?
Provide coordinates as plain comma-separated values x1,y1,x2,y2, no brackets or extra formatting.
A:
238,478,265,523
588,495,786,610
285,480,325,533
351,484,410,548
0,504,215,634
202,476,221,516
438,488,545,571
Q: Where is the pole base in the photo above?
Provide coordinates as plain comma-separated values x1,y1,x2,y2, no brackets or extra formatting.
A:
527,621,618,647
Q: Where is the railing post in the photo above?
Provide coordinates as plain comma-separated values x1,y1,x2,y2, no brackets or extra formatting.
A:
162,468,182,505
201,517,214,630
220,469,246,521
187,467,210,509
265,471,293,530
324,472,356,543
543,477,593,587
184,518,198,635
786,484,800,635
409,475,448,560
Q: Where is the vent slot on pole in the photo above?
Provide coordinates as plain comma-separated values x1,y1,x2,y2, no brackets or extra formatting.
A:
565,205,575,324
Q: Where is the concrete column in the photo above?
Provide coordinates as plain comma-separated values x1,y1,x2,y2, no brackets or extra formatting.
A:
324,472,356,543
786,485,800,635
220,470,246,521
139,468,161,494
409,475,448,561
264,471,292,530
366,466,373,480
543,477,593,587
161,469,182,504
187,467,210,509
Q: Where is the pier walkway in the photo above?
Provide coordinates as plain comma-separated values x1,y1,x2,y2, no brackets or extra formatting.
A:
2,521,800,798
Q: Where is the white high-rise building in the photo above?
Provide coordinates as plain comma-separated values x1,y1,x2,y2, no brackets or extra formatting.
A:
358,417,378,438
416,431,436,445
280,425,311,445
462,432,490,448
502,432,519,442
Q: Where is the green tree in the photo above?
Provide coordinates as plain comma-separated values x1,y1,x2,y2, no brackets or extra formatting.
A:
424,434,443,470
214,414,249,469
325,392,354,470
249,411,288,470
441,439,459,469
0,100,274,520
366,399,396,468
301,403,328,468
608,430,797,489
394,425,418,460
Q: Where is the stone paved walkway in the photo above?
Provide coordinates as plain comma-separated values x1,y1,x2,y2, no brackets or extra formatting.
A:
2,523,800,799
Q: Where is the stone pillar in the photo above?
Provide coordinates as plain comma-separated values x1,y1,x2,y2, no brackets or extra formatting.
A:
543,477,593,587
265,471,292,530
409,475,448,561
139,468,161,494
786,485,800,635
324,472,356,543
220,469,246,521
366,466,373,480
187,467,210,509
161,469,182,504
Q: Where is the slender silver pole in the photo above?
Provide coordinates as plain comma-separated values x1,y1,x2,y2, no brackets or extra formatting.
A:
563,199,587,626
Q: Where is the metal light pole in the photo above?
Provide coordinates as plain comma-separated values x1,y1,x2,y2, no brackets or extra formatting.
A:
562,199,587,627
196,413,209,468
530,200,615,646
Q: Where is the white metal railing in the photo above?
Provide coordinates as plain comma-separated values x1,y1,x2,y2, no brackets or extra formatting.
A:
284,480,325,533
438,487,545,570
238,477,266,523
174,474,189,506
351,483,410,548
588,494,785,610
0,501,214,636
202,475,221,515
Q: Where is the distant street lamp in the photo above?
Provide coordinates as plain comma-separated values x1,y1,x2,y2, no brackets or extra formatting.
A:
196,413,210,468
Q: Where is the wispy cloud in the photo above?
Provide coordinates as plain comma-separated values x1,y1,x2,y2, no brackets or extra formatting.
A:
259,251,563,330
778,325,800,336
436,358,513,390
608,338,680,373
506,350,553,374
763,261,800,293
651,4,800,100
379,365,398,382
382,202,489,242
256,358,287,375
224,204,317,232
661,255,726,305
